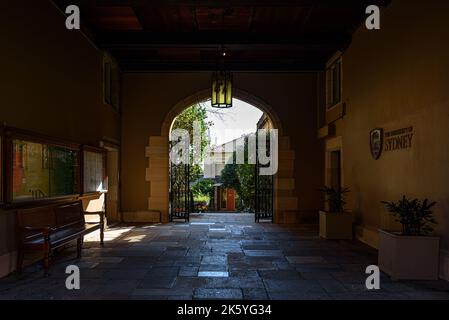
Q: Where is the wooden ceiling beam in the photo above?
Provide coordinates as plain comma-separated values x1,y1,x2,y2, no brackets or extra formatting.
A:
96,31,352,49
119,60,325,72
54,0,391,8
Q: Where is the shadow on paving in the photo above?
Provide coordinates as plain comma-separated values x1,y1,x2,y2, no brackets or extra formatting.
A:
0,213,448,300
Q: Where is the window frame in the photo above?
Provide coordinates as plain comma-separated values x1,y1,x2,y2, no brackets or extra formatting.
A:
81,145,107,196
104,61,112,106
3,127,82,208
326,52,343,110
329,149,342,191
324,136,344,193
103,53,120,112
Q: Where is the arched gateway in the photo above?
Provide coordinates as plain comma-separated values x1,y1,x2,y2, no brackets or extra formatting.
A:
144,88,299,224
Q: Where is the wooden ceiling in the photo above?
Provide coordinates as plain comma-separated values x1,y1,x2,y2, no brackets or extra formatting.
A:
53,0,391,71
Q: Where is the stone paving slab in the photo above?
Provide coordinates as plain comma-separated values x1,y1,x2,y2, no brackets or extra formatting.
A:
0,213,448,300
194,288,243,300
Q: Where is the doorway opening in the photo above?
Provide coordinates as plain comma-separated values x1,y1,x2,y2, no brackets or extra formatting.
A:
168,98,275,223
105,145,120,223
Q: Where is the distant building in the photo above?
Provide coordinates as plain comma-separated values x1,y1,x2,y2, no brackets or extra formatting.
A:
204,138,242,212
203,139,236,179
204,114,273,212
257,113,273,131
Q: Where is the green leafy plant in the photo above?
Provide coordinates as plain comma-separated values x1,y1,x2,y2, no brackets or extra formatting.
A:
320,187,350,213
381,196,437,235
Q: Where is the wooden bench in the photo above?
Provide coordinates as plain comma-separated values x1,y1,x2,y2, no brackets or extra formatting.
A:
16,200,104,276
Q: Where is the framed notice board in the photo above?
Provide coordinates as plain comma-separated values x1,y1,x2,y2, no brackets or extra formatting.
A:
82,145,106,194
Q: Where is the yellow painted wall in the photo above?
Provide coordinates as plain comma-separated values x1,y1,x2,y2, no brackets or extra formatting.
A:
331,0,449,262
0,0,120,276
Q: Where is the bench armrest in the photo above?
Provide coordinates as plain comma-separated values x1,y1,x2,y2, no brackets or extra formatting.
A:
83,211,105,245
84,211,105,219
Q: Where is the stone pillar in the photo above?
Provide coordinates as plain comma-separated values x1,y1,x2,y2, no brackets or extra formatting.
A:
144,135,170,222
275,136,300,224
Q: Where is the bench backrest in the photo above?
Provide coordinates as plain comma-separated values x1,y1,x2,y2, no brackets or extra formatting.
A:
54,201,86,229
17,206,56,229
17,201,86,238
16,205,56,241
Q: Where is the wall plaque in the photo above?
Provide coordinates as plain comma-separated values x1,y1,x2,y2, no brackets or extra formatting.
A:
370,128,383,160
370,126,414,160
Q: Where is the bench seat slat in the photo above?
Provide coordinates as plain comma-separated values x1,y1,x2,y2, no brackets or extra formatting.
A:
23,223,101,248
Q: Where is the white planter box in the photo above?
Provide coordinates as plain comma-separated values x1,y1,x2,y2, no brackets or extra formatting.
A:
378,229,440,280
319,211,353,240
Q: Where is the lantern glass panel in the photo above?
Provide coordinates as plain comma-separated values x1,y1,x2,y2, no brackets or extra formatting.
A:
211,72,232,108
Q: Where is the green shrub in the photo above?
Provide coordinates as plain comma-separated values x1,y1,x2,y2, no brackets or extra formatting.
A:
381,196,437,235
320,187,350,213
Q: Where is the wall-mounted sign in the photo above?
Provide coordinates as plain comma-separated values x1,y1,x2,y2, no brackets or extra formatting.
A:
384,126,414,152
370,128,383,160
370,126,414,160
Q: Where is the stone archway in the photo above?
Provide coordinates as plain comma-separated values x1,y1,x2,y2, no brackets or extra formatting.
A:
144,88,299,223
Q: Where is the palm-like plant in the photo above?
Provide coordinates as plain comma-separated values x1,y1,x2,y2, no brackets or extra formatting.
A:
381,196,437,235
320,187,350,213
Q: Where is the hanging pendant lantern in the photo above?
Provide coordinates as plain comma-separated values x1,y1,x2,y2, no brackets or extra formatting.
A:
211,71,232,108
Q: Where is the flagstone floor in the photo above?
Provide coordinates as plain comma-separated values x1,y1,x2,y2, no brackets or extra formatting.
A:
1,213,448,300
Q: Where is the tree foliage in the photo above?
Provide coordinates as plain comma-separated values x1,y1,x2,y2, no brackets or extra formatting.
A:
171,103,213,181
191,179,214,197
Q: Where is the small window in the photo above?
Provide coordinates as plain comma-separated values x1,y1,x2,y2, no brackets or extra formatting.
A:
326,56,342,109
103,54,120,111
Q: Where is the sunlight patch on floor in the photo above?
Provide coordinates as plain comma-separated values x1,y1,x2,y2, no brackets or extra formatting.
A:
83,226,134,242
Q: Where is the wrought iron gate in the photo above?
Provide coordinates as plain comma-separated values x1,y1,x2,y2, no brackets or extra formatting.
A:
255,134,274,223
169,162,191,222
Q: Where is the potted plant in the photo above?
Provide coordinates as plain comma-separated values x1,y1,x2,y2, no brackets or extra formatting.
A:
379,196,439,280
319,187,353,240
